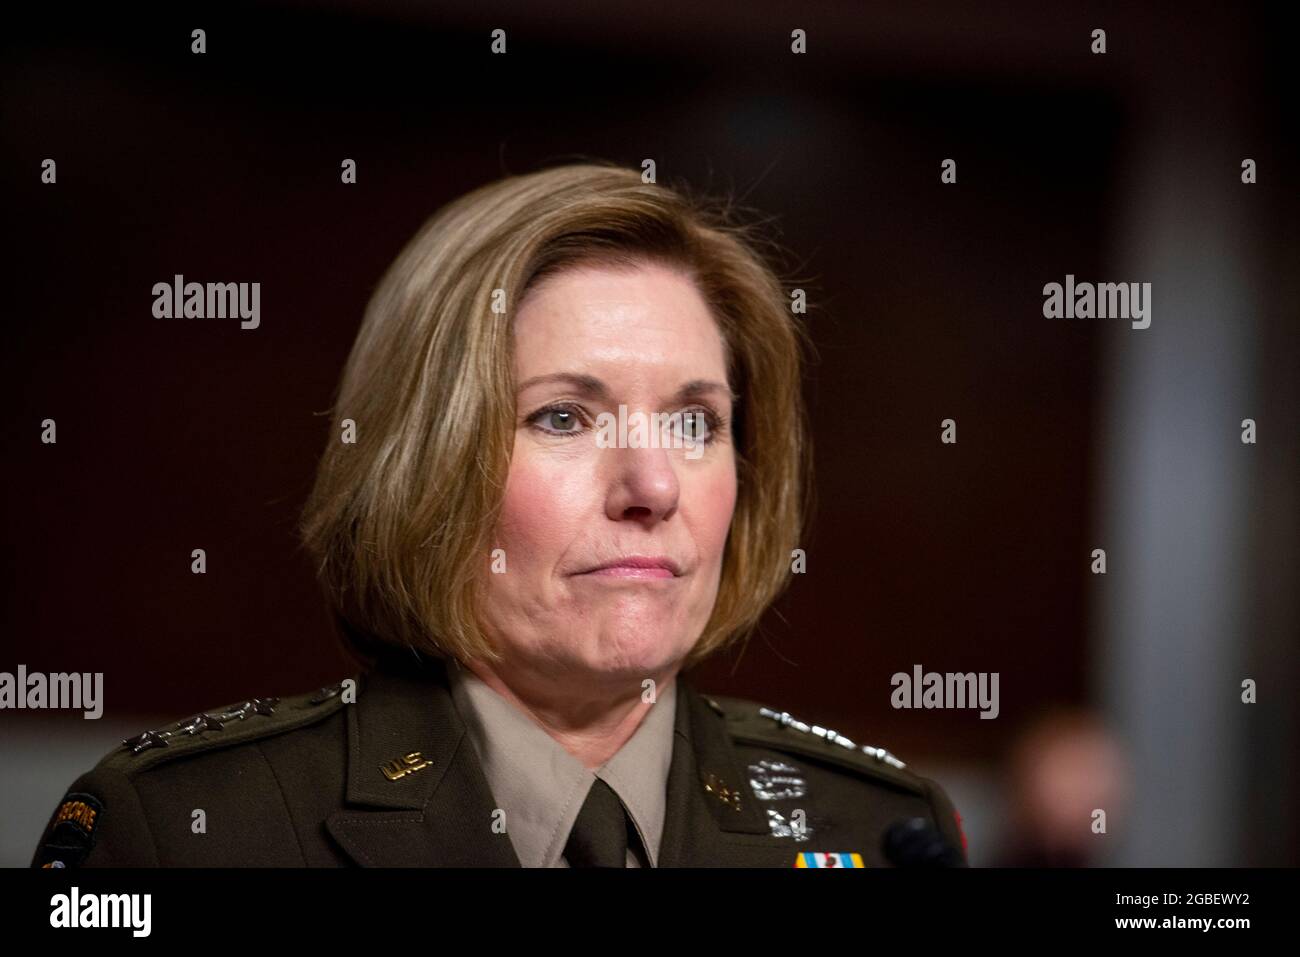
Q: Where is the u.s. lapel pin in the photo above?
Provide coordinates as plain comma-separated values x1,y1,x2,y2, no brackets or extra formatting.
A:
380,751,433,781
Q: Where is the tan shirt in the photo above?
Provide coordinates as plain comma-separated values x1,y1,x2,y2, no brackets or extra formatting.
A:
447,659,677,868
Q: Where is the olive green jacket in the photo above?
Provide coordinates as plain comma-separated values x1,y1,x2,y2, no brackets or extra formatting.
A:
32,654,966,867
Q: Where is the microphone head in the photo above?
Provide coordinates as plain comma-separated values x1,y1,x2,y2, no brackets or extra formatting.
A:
883,817,966,867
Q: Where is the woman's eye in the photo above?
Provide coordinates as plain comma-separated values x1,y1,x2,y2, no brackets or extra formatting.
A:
546,409,578,431
676,409,717,443
530,406,585,434
528,404,721,443
681,414,708,440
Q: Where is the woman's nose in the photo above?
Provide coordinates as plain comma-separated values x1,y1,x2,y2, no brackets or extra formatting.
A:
603,444,681,524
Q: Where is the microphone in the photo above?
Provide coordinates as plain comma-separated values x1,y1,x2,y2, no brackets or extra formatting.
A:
883,817,966,867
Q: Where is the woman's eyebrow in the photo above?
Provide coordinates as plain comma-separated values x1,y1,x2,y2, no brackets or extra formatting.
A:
515,372,735,403
673,379,737,404
516,372,608,398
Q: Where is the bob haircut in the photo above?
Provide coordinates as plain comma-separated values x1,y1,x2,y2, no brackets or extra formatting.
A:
300,161,811,670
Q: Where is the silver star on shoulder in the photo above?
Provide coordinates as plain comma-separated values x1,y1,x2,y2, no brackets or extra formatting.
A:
757,706,907,769
176,713,225,735
122,730,171,754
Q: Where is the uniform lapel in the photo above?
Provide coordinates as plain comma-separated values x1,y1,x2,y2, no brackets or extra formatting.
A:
658,676,793,867
325,655,520,867
325,655,793,867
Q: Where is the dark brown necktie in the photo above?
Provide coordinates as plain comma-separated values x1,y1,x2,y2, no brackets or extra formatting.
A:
563,777,634,868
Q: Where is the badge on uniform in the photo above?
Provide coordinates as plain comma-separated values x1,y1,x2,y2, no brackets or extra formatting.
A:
34,792,104,869
748,760,814,842
794,851,864,868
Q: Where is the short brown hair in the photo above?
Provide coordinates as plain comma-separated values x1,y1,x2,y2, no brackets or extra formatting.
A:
299,161,811,669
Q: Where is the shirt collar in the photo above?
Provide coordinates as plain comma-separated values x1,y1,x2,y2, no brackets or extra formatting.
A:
447,659,676,867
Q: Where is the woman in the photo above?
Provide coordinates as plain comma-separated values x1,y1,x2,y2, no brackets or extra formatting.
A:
32,163,966,868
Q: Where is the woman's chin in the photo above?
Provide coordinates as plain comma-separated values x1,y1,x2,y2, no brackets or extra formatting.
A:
572,628,692,683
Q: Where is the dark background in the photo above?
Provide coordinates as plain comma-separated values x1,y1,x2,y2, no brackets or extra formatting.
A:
3,1,1296,867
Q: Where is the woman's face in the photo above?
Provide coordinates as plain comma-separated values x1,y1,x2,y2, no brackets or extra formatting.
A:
479,261,738,691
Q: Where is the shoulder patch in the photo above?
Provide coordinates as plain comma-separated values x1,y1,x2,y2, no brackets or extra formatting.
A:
709,694,926,796
97,677,358,777
33,792,104,868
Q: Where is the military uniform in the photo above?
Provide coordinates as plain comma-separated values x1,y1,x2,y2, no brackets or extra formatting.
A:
31,652,967,868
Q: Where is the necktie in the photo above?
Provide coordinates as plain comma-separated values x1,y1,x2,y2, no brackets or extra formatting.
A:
563,777,632,868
